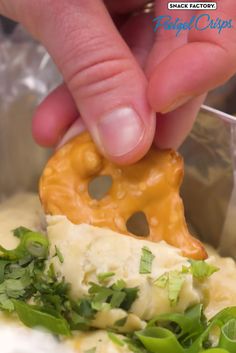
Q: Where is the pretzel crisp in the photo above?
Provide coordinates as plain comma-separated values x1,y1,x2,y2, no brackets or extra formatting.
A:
39,132,207,260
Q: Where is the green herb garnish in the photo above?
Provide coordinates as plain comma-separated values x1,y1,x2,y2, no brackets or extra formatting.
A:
0,229,49,261
1,224,236,353
188,260,219,280
97,272,115,282
168,271,186,305
126,305,236,352
55,245,64,263
139,246,155,274
13,226,31,239
89,280,138,311
13,300,71,336
155,259,219,306
155,271,185,306
108,332,125,346
219,318,236,352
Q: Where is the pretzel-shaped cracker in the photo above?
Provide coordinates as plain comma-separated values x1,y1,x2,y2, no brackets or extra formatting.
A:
39,132,207,259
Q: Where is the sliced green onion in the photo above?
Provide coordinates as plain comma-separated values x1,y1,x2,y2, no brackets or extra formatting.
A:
148,304,206,343
200,348,229,353
107,332,125,347
219,319,236,352
210,307,236,326
13,300,70,336
168,271,185,306
136,327,184,353
24,232,49,258
139,247,155,274
13,226,31,239
0,231,49,260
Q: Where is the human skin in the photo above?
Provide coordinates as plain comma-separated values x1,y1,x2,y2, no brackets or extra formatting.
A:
0,0,236,164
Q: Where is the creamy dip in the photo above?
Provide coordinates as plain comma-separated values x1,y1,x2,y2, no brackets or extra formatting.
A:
1,193,236,353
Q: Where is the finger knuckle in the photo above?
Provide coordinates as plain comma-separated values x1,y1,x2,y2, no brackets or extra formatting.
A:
62,38,134,99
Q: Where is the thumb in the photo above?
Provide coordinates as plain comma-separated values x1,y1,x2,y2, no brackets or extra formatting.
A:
0,0,155,164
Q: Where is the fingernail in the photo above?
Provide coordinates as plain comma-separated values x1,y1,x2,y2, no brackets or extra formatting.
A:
95,107,144,157
160,95,193,114
56,119,85,149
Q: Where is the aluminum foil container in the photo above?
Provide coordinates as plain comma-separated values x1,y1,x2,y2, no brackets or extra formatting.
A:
180,112,234,254
1,26,236,257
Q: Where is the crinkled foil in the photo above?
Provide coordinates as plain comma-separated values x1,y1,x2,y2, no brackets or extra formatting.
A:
0,27,60,197
0,26,236,255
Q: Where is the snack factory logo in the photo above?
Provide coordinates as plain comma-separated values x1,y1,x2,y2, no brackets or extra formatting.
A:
153,13,233,37
152,1,233,37
168,2,217,10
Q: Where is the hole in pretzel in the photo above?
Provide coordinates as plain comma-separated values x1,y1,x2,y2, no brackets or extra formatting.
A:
88,175,113,200
126,211,150,237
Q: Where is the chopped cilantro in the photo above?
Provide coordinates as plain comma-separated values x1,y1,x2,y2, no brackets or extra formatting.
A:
97,272,115,282
139,247,155,274
88,280,138,311
110,291,126,308
55,245,64,264
0,260,10,283
120,286,139,311
77,299,95,319
112,279,126,291
0,293,14,311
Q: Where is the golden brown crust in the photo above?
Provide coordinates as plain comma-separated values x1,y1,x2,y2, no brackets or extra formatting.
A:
39,132,207,260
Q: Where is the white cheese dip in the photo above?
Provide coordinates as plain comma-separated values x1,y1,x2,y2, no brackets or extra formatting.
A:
47,215,208,326
0,321,74,353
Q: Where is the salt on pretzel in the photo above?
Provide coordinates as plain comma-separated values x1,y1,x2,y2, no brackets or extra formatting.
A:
39,132,207,260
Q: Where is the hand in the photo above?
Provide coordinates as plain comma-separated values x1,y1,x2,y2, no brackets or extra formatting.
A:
1,0,236,165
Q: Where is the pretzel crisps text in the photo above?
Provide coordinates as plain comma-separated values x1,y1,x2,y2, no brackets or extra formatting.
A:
39,132,207,260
